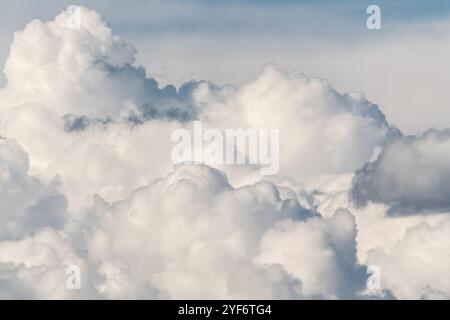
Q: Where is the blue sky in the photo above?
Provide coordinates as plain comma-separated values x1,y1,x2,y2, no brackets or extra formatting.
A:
2,1,450,37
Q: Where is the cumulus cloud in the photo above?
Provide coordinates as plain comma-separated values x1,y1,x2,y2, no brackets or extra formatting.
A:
0,5,448,300
366,219,450,299
0,5,400,206
0,6,197,122
257,208,366,299
0,228,94,299
197,65,400,182
0,138,68,240
351,129,450,215
0,162,367,299
82,164,308,299
79,164,367,299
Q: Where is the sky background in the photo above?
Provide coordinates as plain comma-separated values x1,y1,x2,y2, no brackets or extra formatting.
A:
1,0,450,134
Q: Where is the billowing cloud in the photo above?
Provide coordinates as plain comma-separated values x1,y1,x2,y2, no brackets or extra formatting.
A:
0,138,67,240
366,219,450,299
198,65,400,182
0,228,94,299
257,208,366,299
0,6,448,300
74,164,367,299
0,6,197,122
351,129,450,215
0,5,400,205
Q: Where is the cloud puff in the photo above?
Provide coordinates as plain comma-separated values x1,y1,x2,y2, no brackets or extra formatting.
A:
81,164,366,299
196,65,400,182
0,228,93,299
0,138,67,240
257,208,366,299
0,6,197,122
351,129,450,215
366,219,450,299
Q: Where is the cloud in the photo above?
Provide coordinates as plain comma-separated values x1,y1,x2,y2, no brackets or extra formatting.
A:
0,6,197,122
0,138,68,241
81,164,368,299
351,129,450,215
0,5,448,300
0,228,94,299
257,208,367,299
123,1,450,134
366,219,450,299
83,164,309,298
197,64,400,182
0,5,400,205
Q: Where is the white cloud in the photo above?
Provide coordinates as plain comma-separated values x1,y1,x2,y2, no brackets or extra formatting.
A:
0,6,400,206
0,6,197,122
196,65,400,183
0,228,92,299
84,164,315,299
0,5,448,300
366,219,450,299
257,208,366,299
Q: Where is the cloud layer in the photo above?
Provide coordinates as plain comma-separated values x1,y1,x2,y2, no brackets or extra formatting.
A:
0,6,448,299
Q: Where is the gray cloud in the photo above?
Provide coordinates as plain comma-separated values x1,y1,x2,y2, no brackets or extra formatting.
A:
0,139,68,240
0,5,448,300
351,129,450,215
